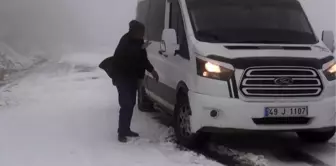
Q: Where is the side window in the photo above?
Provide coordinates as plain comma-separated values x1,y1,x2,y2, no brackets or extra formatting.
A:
137,0,165,41
169,2,190,60
136,1,148,27
149,0,166,41
170,3,179,32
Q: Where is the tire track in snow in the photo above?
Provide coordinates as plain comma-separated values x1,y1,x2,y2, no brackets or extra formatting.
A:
266,134,333,166
271,147,330,166
149,111,265,166
149,111,334,166
296,141,336,166
194,143,267,166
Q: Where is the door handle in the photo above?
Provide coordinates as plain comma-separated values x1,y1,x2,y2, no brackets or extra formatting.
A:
158,50,168,57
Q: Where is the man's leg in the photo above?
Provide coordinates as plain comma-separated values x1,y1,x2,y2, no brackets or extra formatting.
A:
124,84,137,133
116,81,137,137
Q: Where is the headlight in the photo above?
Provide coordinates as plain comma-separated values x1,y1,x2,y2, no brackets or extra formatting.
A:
205,62,221,73
324,62,336,81
196,57,233,81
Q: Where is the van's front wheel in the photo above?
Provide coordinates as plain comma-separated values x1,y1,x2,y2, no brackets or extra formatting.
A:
174,94,207,148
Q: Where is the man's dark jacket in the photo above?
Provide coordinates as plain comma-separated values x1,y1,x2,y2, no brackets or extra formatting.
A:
99,33,154,84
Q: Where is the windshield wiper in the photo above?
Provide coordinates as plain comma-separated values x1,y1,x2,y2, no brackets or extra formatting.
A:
195,31,221,41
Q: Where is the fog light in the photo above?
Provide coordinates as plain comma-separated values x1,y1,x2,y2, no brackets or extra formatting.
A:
210,110,219,118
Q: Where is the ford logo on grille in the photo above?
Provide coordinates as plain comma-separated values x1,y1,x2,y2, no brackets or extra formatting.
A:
274,77,294,85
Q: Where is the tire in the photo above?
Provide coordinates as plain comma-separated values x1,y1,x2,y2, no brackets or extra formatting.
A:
297,127,336,143
137,85,154,112
173,92,208,148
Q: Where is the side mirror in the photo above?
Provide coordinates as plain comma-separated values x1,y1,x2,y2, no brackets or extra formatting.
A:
160,29,179,56
322,30,335,53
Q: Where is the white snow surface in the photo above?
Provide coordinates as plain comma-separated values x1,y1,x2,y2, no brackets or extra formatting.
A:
0,53,221,166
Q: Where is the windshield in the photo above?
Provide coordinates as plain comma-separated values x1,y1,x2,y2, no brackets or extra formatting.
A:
186,0,318,44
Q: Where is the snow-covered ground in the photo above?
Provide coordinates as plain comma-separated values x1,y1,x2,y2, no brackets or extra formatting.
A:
0,0,333,164
0,53,334,166
0,53,220,166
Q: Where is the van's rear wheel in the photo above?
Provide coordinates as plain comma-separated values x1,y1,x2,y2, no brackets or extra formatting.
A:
137,85,154,112
174,93,207,148
297,127,336,143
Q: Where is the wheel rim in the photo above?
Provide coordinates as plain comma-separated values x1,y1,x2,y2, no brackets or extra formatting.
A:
178,104,192,138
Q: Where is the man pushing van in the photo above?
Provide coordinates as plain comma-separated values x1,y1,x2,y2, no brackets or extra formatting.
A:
100,20,159,143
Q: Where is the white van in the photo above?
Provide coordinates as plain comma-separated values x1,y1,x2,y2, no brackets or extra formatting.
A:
136,0,336,147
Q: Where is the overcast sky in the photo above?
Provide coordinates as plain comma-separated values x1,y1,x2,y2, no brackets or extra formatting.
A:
0,0,138,57
300,0,335,35
0,0,334,57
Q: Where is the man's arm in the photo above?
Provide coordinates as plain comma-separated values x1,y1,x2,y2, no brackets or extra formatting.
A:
142,49,159,81
142,49,154,72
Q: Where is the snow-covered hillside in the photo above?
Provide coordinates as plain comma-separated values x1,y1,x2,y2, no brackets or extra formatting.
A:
0,42,47,86
0,42,34,71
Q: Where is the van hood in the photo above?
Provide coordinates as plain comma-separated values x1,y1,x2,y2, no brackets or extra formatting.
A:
193,41,332,60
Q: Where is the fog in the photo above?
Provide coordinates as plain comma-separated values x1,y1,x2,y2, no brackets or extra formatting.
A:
0,0,334,59
300,0,336,36
0,0,137,59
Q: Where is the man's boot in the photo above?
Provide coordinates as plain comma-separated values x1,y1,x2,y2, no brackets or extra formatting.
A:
125,130,139,137
118,135,127,143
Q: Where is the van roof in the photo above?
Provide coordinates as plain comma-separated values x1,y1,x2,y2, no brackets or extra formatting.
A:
186,0,302,10
185,0,301,6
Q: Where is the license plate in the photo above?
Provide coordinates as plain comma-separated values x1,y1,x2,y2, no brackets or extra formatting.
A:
264,106,308,117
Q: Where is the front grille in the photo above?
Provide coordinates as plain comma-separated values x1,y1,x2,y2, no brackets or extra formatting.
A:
252,117,312,125
240,67,323,97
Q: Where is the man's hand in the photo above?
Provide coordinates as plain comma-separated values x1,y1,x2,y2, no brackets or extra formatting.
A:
151,70,159,82
142,41,152,49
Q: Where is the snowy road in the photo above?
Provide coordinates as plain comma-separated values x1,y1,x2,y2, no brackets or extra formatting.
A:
0,53,220,166
0,53,335,166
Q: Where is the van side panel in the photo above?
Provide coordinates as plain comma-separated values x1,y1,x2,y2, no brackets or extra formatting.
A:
136,0,177,110
157,0,203,107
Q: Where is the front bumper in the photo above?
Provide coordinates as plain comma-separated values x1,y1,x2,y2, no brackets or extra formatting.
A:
189,91,336,133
